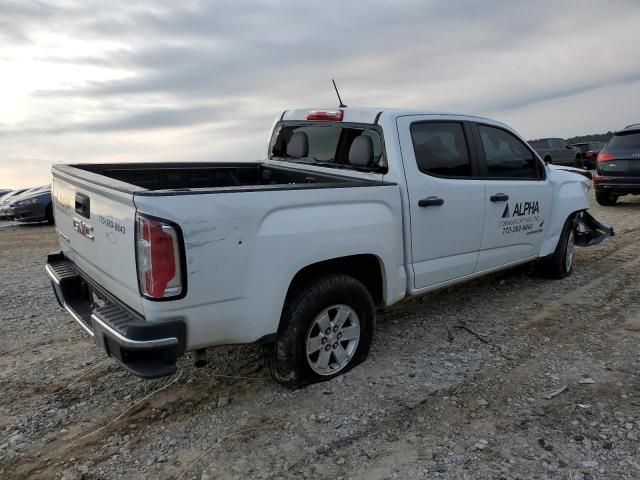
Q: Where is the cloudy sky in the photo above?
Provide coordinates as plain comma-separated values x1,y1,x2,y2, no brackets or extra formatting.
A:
1,0,639,188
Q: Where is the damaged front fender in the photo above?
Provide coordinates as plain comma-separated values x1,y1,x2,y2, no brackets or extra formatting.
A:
575,211,614,247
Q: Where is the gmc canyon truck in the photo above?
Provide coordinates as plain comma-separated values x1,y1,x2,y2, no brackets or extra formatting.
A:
46,107,613,388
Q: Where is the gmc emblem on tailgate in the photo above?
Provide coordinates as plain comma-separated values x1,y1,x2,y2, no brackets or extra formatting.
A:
72,217,95,241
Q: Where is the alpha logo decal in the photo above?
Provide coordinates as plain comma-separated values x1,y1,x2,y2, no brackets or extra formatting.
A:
501,204,510,218
501,201,539,218
499,201,543,236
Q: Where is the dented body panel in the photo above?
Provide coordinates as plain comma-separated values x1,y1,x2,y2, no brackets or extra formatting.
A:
132,185,404,348
539,166,591,256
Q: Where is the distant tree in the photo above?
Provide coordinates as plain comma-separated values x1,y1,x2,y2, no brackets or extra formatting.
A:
566,131,614,144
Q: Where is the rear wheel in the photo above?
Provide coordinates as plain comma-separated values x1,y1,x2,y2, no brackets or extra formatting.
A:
573,156,583,169
544,156,552,165
596,191,618,206
45,204,54,225
266,274,375,389
537,216,576,279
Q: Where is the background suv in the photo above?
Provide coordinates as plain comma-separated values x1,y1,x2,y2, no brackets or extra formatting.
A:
594,124,640,206
528,138,581,166
573,141,605,169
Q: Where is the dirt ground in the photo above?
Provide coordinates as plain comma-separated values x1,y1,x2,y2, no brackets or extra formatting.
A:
1,191,640,480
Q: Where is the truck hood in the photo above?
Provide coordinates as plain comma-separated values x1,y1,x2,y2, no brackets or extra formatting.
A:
547,164,592,183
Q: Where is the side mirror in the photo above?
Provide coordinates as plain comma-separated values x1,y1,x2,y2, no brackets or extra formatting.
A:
566,145,573,149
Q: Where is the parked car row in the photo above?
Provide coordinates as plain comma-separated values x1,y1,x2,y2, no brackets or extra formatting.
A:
0,185,53,223
527,127,640,207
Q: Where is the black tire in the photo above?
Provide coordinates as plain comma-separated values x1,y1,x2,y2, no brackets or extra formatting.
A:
573,156,583,169
544,156,552,165
266,274,375,389
537,216,576,279
45,204,54,225
595,191,618,206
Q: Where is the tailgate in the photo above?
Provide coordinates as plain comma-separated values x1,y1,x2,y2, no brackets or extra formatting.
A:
52,168,143,314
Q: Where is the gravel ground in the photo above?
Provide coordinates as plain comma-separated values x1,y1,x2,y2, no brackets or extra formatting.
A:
1,191,640,480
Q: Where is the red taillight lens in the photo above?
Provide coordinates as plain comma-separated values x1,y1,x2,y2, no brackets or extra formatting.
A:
597,152,616,163
306,109,343,121
585,150,593,158
136,214,183,299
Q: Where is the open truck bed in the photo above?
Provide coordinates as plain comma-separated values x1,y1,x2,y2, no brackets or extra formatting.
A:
57,162,385,195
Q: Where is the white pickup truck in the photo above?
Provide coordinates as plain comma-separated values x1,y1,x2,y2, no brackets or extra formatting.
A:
46,107,613,388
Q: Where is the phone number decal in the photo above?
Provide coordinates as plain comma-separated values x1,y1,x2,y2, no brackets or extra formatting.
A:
502,223,533,235
98,215,126,235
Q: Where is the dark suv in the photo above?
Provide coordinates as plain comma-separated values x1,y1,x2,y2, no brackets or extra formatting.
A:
573,141,605,169
594,124,640,206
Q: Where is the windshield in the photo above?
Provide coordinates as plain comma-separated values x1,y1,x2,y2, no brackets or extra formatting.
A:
269,122,386,172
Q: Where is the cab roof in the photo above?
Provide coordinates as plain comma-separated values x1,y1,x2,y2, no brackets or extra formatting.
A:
281,106,512,130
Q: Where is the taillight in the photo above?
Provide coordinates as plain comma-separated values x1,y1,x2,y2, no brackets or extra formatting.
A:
306,109,343,121
597,152,616,162
585,150,593,158
136,214,184,299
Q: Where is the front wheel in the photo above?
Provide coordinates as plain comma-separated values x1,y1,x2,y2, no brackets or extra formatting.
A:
266,274,375,389
537,216,576,279
596,191,618,206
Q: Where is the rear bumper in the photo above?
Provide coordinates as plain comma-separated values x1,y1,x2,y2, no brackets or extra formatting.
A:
46,252,186,378
594,176,640,195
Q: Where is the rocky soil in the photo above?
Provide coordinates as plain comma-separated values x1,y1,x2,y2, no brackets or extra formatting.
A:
1,191,640,480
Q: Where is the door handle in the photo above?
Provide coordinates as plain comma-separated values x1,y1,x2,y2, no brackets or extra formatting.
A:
490,193,509,202
418,196,444,207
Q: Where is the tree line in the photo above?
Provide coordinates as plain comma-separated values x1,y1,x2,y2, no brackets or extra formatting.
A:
566,132,614,144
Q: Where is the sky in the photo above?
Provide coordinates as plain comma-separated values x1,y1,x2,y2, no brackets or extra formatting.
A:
1,0,639,189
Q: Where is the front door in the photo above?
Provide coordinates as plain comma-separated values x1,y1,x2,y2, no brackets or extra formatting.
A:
471,123,552,271
397,117,486,289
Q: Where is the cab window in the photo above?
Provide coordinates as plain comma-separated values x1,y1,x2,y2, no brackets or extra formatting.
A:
410,122,472,177
478,125,541,179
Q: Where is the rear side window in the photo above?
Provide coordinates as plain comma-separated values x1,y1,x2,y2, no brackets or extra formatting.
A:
608,132,640,149
410,122,471,177
479,125,540,179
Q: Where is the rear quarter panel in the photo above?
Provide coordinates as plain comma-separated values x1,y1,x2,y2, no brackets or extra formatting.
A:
134,184,405,349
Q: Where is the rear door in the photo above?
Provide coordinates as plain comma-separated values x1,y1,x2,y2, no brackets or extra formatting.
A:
52,168,143,313
472,123,552,271
397,117,486,289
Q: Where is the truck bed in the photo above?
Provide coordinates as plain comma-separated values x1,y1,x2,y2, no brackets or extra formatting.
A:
63,162,383,194
51,160,404,353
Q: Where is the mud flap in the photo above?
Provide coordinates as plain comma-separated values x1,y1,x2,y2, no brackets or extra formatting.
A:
575,211,614,247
